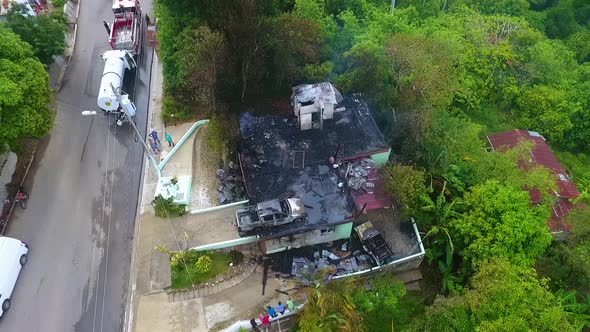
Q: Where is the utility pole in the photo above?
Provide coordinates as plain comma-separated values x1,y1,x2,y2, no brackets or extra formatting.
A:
390,0,396,14
110,83,161,179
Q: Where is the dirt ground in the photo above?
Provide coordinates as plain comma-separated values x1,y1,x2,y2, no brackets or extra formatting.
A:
7,138,41,197
0,138,42,234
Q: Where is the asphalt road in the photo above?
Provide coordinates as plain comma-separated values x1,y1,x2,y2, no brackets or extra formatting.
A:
1,0,153,331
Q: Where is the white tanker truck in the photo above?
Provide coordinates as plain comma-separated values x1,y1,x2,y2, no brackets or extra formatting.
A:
97,50,137,126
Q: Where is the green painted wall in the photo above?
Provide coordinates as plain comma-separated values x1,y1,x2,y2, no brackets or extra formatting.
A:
371,149,391,167
335,222,353,239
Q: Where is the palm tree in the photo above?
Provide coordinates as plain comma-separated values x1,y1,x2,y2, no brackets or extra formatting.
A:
555,289,590,331
420,181,463,294
298,268,364,332
420,181,462,227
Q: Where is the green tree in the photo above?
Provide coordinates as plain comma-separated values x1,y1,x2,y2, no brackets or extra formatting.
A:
468,259,575,331
268,13,320,88
417,295,474,332
516,85,580,143
545,1,579,39
383,164,428,219
537,207,590,294
566,31,590,63
7,4,67,65
174,25,227,112
352,275,408,331
467,0,530,16
298,269,363,332
454,180,552,267
385,33,459,111
0,27,53,146
416,259,575,331
337,40,395,106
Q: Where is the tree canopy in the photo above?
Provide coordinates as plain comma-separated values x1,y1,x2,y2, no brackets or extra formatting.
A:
417,259,575,331
0,27,54,146
454,180,552,267
6,4,67,65
153,0,590,329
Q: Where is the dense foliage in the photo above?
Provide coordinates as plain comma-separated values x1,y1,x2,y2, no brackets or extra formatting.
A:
297,271,422,332
153,0,590,329
0,27,54,148
416,259,575,331
7,4,67,65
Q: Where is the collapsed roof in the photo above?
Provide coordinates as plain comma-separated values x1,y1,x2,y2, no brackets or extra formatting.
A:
238,93,389,236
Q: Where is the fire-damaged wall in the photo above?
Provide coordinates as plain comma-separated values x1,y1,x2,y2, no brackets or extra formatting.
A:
264,222,354,255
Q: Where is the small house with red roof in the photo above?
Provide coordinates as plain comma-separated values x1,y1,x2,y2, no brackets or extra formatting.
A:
487,129,581,235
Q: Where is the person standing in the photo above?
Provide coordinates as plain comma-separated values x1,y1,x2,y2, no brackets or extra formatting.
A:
150,129,161,145
287,298,295,312
277,301,285,315
259,313,270,331
250,318,260,332
148,136,159,154
267,305,277,318
165,132,175,147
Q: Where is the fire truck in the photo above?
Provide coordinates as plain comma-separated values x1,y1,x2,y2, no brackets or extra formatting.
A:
109,0,142,56
97,0,143,125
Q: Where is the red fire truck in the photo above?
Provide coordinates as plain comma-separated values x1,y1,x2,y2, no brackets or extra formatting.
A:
109,0,142,55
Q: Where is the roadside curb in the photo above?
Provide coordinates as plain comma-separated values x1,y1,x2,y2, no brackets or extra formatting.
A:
54,0,80,92
124,47,156,332
0,145,39,235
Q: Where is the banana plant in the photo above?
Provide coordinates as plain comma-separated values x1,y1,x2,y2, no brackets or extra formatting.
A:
555,289,590,331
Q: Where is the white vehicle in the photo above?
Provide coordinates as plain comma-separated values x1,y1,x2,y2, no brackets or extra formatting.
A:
0,236,29,318
97,50,137,125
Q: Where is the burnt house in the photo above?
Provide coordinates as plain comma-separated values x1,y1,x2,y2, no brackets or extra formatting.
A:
234,83,424,276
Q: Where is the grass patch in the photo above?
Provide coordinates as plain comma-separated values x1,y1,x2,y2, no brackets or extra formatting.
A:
171,251,232,289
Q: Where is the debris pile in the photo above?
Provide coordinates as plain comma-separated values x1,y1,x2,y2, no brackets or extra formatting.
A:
217,161,247,204
290,247,374,283
343,159,377,193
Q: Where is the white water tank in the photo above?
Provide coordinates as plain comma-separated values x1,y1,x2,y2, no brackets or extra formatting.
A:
97,50,132,111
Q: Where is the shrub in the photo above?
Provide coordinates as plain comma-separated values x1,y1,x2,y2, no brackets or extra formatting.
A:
204,116,226,154
152,195,186,218
52,0,67,10
195,255,213,274
229,250,244,264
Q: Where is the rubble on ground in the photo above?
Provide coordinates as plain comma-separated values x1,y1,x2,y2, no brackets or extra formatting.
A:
290,247,373,283
343,159,377,193
217,161,247,204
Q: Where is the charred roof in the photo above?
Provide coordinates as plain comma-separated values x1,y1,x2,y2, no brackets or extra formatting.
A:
237,93,389,237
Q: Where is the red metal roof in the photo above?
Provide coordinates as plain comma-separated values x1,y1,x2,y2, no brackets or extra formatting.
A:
488,129,581,233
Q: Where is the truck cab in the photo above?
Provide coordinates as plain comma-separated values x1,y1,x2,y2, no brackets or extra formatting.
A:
236,198,306,235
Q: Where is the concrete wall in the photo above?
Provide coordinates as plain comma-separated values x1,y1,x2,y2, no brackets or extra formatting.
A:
191,236,258,252
265,222,353,254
